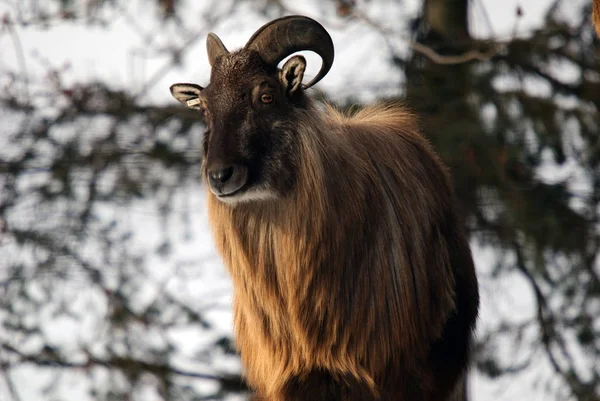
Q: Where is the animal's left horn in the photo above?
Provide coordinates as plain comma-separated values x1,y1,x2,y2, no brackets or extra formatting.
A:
244,15,334,89
207,33,229,67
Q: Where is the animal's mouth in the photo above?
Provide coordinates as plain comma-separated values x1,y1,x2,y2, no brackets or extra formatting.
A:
213,181,278,204
216,183,247,199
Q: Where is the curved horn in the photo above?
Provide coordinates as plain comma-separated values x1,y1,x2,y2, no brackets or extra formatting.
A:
245,15,334,89
207,32,229,67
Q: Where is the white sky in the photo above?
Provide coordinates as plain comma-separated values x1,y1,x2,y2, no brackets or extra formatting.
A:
0,0,562,103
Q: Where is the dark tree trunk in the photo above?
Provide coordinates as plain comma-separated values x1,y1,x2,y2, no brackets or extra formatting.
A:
405,0,480,224
405,2,475,400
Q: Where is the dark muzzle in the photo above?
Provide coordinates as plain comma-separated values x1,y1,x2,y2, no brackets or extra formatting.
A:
207,164,248,197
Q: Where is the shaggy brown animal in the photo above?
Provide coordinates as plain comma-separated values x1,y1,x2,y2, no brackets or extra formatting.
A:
170,16,479,401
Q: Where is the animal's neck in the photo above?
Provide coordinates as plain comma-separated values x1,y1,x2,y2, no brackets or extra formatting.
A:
206,118,331,295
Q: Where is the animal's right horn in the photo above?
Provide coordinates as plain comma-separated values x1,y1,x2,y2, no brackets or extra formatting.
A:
207,32,229,67
244,15,334,89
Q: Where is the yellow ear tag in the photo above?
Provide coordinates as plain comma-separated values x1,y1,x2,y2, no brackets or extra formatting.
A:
186,98,201,107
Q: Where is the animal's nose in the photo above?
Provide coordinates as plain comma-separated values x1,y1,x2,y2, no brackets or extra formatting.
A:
208,166,234,184
207,164,248,197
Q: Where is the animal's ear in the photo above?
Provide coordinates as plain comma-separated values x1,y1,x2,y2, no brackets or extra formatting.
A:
170,83,205,110
279,55,306,95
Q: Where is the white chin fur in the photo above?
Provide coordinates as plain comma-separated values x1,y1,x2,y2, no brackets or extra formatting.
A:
215,188,278,205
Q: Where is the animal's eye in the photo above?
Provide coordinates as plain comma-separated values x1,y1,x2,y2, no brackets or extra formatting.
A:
260,93,273,104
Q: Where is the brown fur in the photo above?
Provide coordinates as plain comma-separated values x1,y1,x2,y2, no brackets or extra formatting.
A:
170,17,478,400
206,103,479,401
594,0,600,37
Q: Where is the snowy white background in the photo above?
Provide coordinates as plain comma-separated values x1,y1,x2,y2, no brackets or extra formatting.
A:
0,0,583,400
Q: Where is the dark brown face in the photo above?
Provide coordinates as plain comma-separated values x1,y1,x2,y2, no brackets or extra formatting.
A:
171,50,309,204
170,16,334,203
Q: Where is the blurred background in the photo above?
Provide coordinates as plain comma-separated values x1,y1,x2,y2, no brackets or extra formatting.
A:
0,0,599,400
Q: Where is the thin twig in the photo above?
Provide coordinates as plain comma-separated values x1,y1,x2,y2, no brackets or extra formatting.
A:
2,15,29,103
0,367,23,401
511,240,587,399
351,7,505,65
408,40,501,64
1,343,245,390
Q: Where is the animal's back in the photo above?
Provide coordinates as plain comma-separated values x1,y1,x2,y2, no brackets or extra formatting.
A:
318,104,479,400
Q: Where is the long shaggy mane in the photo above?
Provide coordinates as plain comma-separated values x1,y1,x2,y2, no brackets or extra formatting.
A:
207,102,477,400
